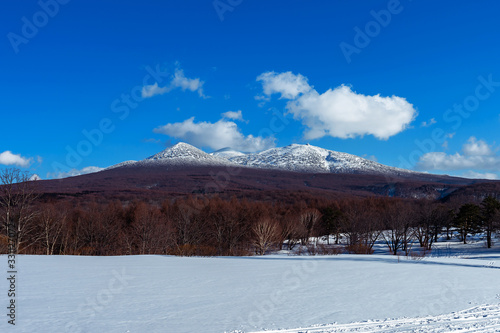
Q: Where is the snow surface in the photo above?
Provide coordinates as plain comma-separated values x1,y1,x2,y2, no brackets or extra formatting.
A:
1,248,499,333
104,160,138,170
138,142,236,167
250,305,500,333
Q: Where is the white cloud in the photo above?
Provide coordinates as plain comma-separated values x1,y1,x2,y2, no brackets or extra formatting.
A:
417,137,500,171
257,71,312,99
421,118,437,127
142,67,206,98
0,151,32,167
153,117,275,152
142,82,169,98
254,94,270,107
462,137,493,156
171,68,205,97
460,171,498,180
441,133,455,150
290,85,416,140
362,154,378,162
221,110,244,121
29,174,41,181
257,71,417,140
417,152,500,170
49,166,104,179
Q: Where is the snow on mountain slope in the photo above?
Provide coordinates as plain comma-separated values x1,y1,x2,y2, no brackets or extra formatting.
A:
108,142,419,177
227,143,417,176
137,142,235,167
105,160,138,170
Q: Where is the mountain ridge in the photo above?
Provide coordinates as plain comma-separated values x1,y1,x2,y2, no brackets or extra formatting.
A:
36,141,497,203
107,142,424,178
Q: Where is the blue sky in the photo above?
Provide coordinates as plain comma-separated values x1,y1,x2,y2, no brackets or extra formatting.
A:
2,0,500,179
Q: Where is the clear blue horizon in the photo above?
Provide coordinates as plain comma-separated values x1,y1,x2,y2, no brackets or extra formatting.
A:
2,0,500,179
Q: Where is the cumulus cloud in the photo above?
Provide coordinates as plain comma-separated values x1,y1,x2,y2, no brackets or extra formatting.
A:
462,137,493,156
221,110,244,121
49,166,104,179
0,151,32,167
417,152,500,170
417,137,500,171
153,117,275,152
257,71,312,99
257,71,417,140
142,68,206,98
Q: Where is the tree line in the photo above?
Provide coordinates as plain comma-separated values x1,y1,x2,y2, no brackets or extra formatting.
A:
1,168,499,256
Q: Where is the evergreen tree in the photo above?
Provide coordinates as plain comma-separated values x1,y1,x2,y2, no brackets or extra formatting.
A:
453,203,482,244
481,196,500,248
320,206,343,245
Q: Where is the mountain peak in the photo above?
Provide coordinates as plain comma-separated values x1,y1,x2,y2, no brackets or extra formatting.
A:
171,142,198,149
142,142,233,167
146,142,202,160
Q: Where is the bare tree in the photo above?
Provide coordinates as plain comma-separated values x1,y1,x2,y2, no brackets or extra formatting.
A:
277,211,301,250
298,208,321,245
38,204,65,255
130,202,170,254
205,198,249,255
382,200,416,255
169,197,206,255
0,168,39,254
341,198,382,254
415,201,448,250
252,217,279,255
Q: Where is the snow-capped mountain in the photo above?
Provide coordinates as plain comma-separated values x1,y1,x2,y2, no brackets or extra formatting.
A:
105,160,138,170
136,142,235,167
43,142,483,200
221,143,417,176
112,142,418,177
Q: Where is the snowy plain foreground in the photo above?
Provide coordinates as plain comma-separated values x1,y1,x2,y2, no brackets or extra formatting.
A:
1,242,500,333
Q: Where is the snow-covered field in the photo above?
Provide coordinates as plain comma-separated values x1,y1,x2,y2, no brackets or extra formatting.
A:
1,240,499,333
251,304,500,333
